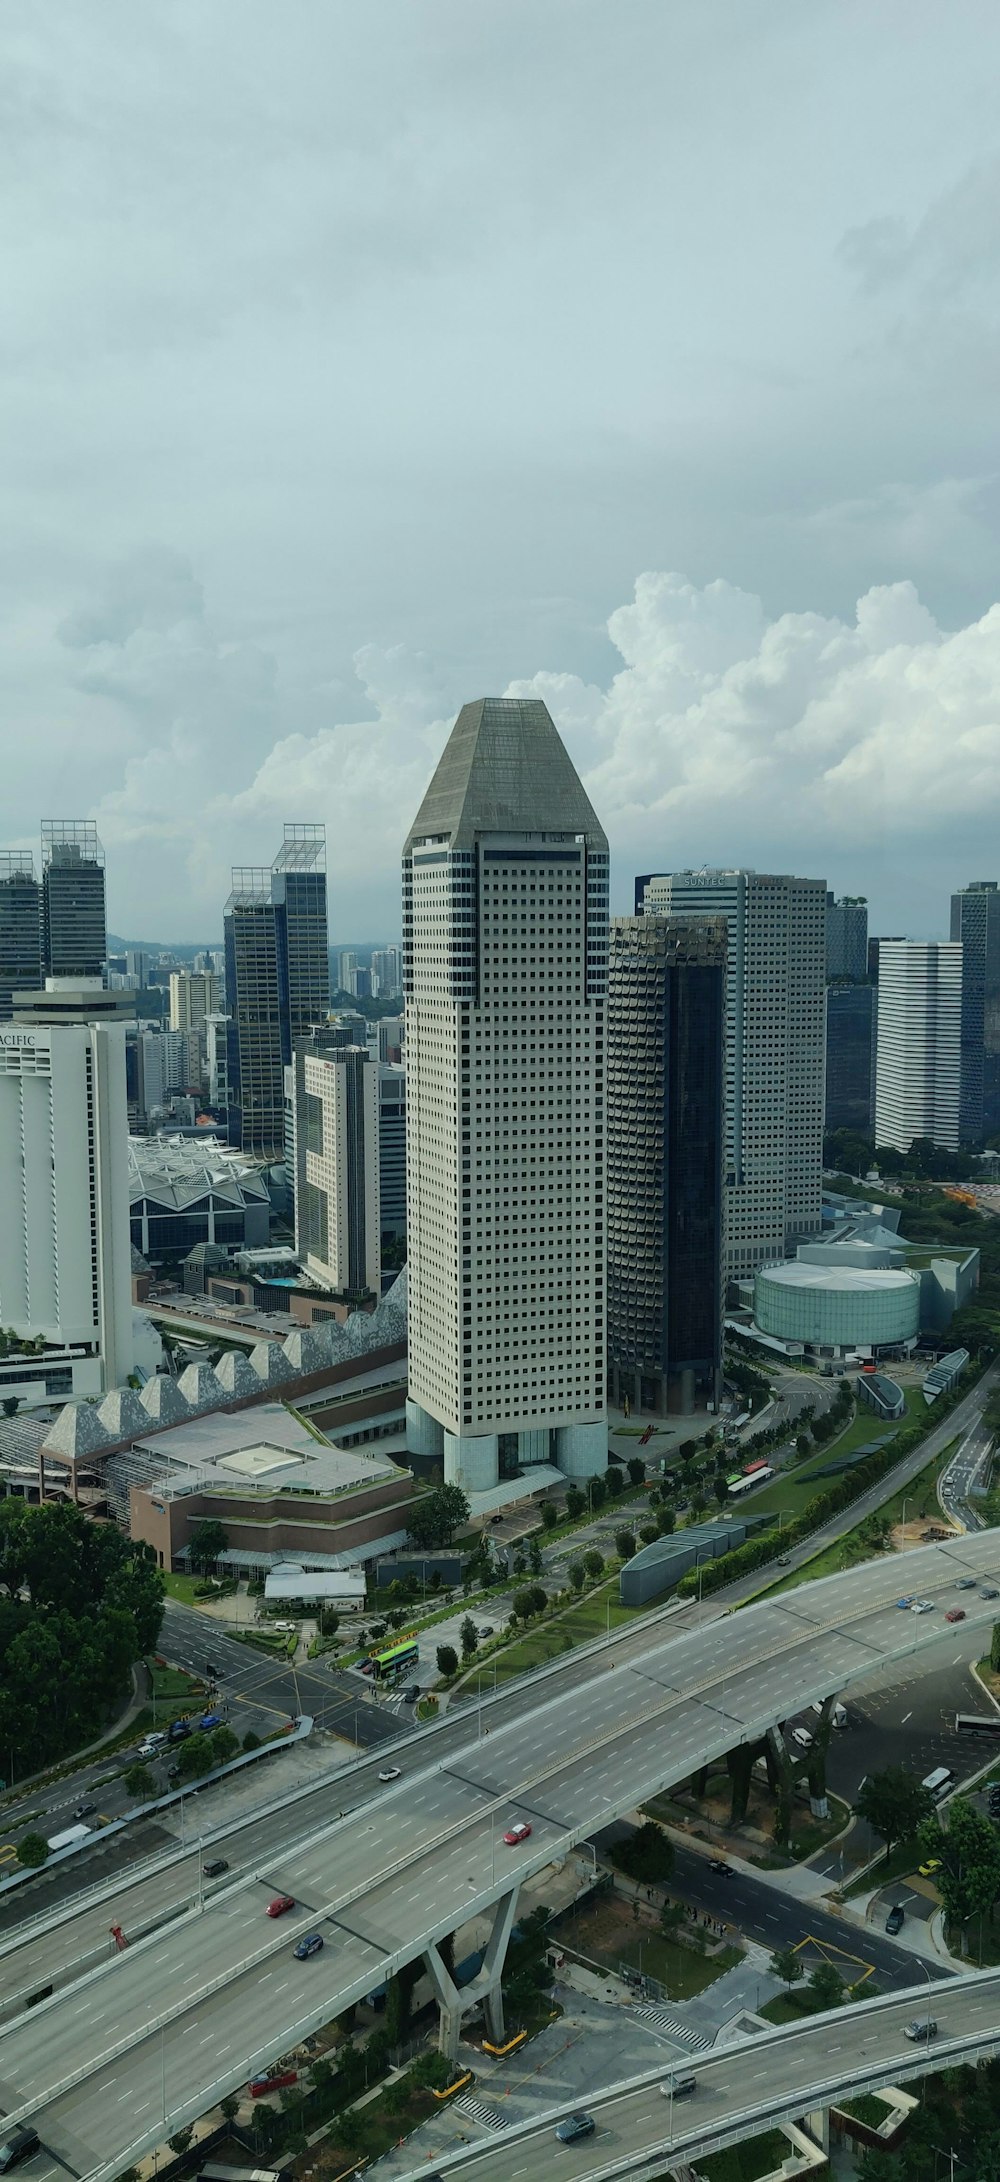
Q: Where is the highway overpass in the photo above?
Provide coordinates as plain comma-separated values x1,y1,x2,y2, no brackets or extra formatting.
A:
3,1530,1000,2181
393,1972,1000,2182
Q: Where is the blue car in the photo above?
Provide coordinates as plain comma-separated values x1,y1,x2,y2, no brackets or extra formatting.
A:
293,1932,324,1960
555,2113,595,2144
199,1712,222,1730
895,1597,913,1610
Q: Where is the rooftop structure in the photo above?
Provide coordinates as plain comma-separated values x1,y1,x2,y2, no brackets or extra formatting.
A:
128,1134,271,1261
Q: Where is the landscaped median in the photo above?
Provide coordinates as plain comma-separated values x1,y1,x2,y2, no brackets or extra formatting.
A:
676,1369,981,1602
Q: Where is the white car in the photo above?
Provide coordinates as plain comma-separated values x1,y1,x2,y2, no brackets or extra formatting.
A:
378,1767,402,1783
137,1736,165,1758
911,1599,935,1614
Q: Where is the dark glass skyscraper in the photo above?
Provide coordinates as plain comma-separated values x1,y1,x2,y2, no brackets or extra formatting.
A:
224,825,329,1159
607,915,725,1416
950,880,1000,1142
0,853,42,1020
825,983,876,1134
42,821,107,979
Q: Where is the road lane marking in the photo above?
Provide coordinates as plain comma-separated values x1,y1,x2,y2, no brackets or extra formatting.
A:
901,1711,913,1724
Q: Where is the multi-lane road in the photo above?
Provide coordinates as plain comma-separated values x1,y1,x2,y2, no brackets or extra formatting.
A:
395,1975,1000,2182
4,1533,1000,2178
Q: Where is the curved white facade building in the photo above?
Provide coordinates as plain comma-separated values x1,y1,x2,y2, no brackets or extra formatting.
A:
754,1261,920,1352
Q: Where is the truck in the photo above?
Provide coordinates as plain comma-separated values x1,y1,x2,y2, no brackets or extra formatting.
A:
46,1823,94,1854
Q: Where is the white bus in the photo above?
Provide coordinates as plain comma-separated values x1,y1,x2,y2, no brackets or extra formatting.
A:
728,1466,773,1498
921,1766,954,1801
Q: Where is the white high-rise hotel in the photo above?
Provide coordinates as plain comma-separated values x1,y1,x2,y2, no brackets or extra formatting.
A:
404,698,609,1490
875,941,963,1153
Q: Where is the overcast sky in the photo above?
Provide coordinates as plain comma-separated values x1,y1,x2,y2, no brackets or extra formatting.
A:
4,1,1000,944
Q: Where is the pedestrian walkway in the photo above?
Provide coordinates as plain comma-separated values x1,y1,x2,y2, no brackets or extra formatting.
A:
453,2094,509,2131
629,2003,712,2051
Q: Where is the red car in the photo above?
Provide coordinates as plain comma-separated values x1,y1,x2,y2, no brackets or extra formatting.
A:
267,1893,296,1917
503,1821,532,1846
945,1608,966,1623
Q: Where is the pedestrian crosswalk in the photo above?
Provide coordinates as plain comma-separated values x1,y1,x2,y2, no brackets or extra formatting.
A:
454,2094,509,2132
631,2003,712,2052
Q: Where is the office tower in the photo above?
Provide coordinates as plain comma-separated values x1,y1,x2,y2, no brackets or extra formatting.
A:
169,968,220,1034
1,981,134,1394
126,1024,167,1128
378,1061,407,1243
125,949,149,987
205,1013,230,1111
868,935,904,983
950,880,1000,1142
377,1014,404,1062
224,825,329,1159
0,853,42,1020
874,942,963,1153
293,1044,380,1297
404,696,609,1490
355,967,374,1000
372,945,402,998
41,821,107,980
636,869,826,1279
826,894,868,981
607,916,725,1416
338,950,358,996
825,983,877,1134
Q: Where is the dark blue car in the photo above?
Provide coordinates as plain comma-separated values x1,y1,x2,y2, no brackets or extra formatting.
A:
293,1932,324,1960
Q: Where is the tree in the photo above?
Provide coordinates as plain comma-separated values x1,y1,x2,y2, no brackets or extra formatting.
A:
589,1476,607,1512
436,1643,458,1678
219,2095,240,2124
565,1485,585,1521
242,1728,260,1751
855,1768,933,1861
168,2129,194,2156
808,1960,844,2010
583,1549,604,1581
679,1440,697,1463
626,1458,646,1488
795,1433,811,1459
769,1946,803,1993
713,1477,729,1506
511,1586,537,1622
615,1528,637,1562
527,1537,543,1573
175,1730,215,1780
124,1763,157,1799
210,1725,239,1766
638,1523,659,1546
604,1466,623,1498
16,1831,49,1867
540,1500,558,1531
991,1621,1000,1674
406,1483,470,1549
1,1397,19,1419
656,1508,676,1537
460,1614,478,1659
568,1556,586,1594
527,1583,548,1617
613,1820,673,1885
188,1517,228,1574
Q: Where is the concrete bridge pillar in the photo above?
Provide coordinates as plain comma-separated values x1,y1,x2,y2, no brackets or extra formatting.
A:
422,1884,521,2059
803,2107,830,2154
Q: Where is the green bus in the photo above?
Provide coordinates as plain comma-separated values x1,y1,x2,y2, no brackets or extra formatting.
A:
371,1637,419,1681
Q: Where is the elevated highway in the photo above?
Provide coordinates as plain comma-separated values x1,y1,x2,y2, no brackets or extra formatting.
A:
3,1531,1000,2180
395,1972,1000,2182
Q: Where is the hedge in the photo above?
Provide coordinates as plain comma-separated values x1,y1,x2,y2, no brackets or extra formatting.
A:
675,1375,971,1600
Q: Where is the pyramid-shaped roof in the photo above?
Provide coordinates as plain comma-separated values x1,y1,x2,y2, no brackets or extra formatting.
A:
44,1403,113,1459
405,698,606,854
140,1375,191,1427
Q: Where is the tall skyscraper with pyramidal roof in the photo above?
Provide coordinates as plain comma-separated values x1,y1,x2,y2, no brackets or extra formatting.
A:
404,697,609,1491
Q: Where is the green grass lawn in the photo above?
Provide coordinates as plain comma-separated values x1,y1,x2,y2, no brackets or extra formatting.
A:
695,2132,795,2182
480,1579,648,1687
614,1931,742,1998
760,1437,959,1597
743,1387,924,1525
836,2093,892,2129
161,1571,204,1604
